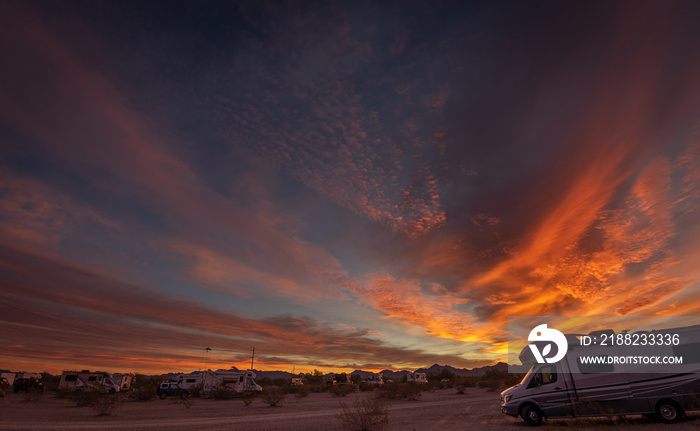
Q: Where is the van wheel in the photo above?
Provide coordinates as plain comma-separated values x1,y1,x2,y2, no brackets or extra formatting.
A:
656,400,682,423
522,405,543,426
159,392,168,400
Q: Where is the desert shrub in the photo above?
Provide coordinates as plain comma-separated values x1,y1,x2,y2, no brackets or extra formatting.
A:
40,372,60,392
188,384,202,398
455,385,467,394
330,384,355,397
0,388,5,398
241,390,257,406
337,396,390,431
73,390,101,406
294,384,310,399
261,386,286,407
90,393,123,416
213,385,236,400
400,383,422,401
0,382,11,394
378,382,400,400
23,385,43,403
358,383,376,392
129,386,157,401
256,377,273,387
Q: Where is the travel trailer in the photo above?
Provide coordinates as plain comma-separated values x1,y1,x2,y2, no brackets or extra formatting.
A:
0,372,17,385
58,370,120,393
501,324,700,426
111,373,134,391
172,372,203,390
406,372,428,384
200,370,262,395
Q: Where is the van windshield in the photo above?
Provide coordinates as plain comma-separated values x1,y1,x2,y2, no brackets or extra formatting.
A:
520,366,535,385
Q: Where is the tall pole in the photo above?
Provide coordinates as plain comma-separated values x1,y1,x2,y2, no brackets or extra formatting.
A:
250,347,255,371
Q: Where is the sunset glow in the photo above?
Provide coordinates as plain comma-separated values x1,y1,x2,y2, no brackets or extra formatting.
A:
1,1,700,375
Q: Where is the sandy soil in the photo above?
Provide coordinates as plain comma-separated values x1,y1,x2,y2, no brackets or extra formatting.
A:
1,388,699,431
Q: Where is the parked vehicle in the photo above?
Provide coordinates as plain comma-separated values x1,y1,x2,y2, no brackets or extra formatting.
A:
0,372,16,386
200,370,262,395
58,370,120,393
157,382,190,399
111,373,134,391
291,377,304,386
501,324,700,426
364,373,384,386
12,373,43,393
406,372,428,384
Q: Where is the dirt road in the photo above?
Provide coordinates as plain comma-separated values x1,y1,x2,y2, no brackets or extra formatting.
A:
1,388,698,430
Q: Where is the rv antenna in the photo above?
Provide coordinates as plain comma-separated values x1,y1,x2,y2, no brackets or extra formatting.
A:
250,347,255,371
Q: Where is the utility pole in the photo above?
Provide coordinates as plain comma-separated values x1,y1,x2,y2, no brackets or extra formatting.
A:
250,347,255,371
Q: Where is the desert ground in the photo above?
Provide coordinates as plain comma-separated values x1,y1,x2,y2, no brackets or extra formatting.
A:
1,387,699,431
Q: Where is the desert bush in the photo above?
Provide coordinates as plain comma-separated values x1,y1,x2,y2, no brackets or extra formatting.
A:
129,386,157,401
337,396,390,431
0,382,11,394
294,384,310,399
73,391,101,407
23,385,43,403
0,388,5,398
241,390,257,406
400,383,422,401
455,385,467,394
378,382,400,400
90,393,123,416
330,384,355,397
261,386,286,407
188,384,202,398
358,383,376,392
213,385,237,400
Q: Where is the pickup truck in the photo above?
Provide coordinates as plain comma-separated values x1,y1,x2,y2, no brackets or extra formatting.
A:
157,382,190,399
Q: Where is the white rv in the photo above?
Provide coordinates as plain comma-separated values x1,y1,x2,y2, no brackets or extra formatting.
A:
0,372,17,385
406,372,428,384
365,373,384,386
58,370,120,393
200,370,262,396
501,324,700,426
173,372,203,390
111,373,134,391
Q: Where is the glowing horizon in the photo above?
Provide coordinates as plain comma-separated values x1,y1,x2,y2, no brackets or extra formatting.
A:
1,1,700,376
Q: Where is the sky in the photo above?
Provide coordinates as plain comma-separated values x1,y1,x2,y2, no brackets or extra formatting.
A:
1,0,700,375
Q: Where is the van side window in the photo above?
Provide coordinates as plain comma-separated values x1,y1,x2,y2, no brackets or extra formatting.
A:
527,365,557,388
576,357,614,373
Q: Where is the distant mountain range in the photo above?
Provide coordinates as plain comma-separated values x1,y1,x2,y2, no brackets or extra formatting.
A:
161,362,527,382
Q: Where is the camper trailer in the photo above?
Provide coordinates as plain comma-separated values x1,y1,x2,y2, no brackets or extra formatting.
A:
501,324,700,426
111,373,134,391
173,372,203,390
406,372,428,384
200,370,262,396
58,370,120,393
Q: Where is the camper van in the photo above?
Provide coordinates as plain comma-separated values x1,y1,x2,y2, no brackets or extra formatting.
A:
406,372,428,384
200,370,262,396
501,324,700,426
58,370,120,393
111,373,134,391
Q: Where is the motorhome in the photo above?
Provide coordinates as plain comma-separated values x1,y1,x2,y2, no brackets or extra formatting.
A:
365,373,384,386
406,372,428,384
58,370,120,393
0,372,16,386
501,324,700,426
200,370,262,396
173,372,203,390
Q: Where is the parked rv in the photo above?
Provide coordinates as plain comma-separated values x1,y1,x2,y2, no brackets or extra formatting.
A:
58,370,120,393
291,377,304,386
406,372,428,384
200,370,262,396
0,372,16,386
364,373,384,386
501,324,700,426
111,373,134,391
